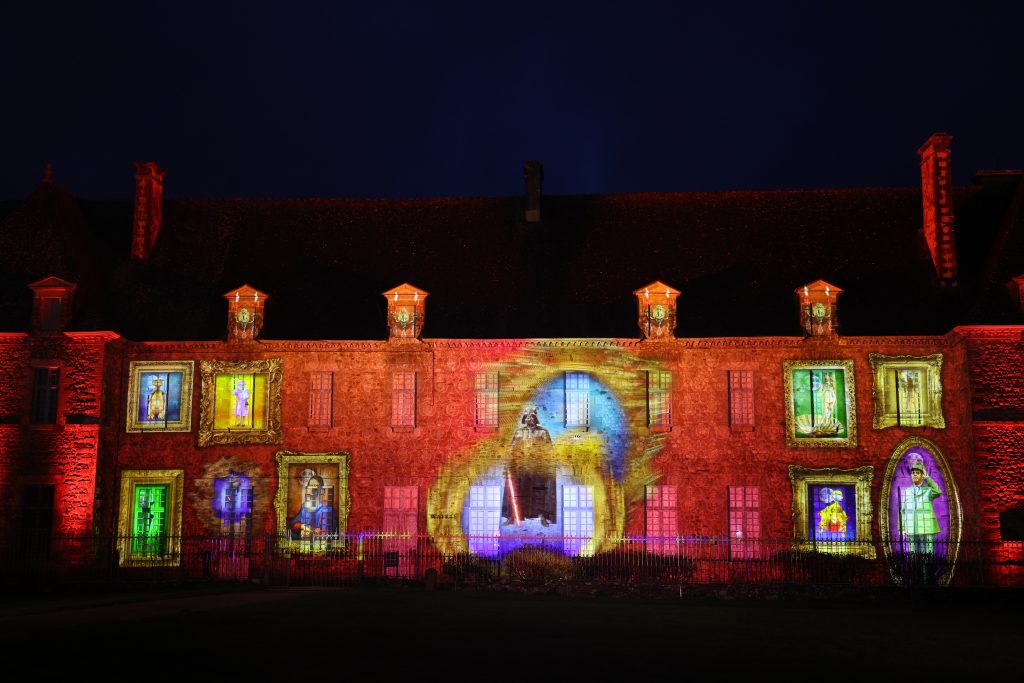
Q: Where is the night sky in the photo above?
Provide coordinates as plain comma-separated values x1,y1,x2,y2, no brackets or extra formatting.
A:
4,1,1023,200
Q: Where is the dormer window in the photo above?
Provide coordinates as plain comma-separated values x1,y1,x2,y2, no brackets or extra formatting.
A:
28,276,76,334
633,281,680,340
796,280,842,337
224,284,268,342
383,283,428,341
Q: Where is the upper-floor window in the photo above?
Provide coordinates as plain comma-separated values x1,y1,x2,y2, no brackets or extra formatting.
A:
565,372,589,428
868,354,944,430
392,372,416,428
475,372,499,429
308,371,333,428
647,371,672,429
728,370,754,430
30,367,59,425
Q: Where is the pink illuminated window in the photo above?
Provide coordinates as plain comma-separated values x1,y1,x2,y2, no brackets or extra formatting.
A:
563,485,594,556
475,372,499,429
383,486,417,577
392,372,416,428
308,372,333,428
645,485,678,555
728,370,754,429
729,486,761,559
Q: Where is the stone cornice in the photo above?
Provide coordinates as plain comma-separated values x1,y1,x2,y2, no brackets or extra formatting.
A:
953,325,1024,341
117,334,954,354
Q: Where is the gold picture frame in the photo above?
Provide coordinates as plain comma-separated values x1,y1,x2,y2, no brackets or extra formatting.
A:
117,469,184,566
868,353,945,429
273,451,351,552
788,465,875,558
783,359,857,448
198,358,283,447
126,360,194,432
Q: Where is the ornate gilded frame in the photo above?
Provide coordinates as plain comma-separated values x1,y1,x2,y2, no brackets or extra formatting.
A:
126,360,194,432
273,451,351,552
879,437,962,585
117,469,184,566
198,358,283,447
868,353,945,429
788,465,875,558
783,359,857,448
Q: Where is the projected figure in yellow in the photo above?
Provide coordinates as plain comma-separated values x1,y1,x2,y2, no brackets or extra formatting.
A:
502,407,556,526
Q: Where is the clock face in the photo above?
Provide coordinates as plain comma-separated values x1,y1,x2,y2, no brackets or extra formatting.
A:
650,304,668,323
812,302,828,318
235,308,252,324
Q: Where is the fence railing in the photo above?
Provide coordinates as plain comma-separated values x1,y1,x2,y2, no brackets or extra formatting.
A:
2,533,1022,589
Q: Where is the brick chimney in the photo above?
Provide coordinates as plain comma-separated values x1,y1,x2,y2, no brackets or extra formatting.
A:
524,160,543,223
918,134,957,285
132,161,165,260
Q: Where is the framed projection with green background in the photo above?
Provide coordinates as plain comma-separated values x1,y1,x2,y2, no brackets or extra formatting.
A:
784,359,857,448
117,469,184,566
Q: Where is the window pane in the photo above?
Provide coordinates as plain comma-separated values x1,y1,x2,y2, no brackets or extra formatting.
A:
728,370,754,428
565,372,589,427
475,372,499,427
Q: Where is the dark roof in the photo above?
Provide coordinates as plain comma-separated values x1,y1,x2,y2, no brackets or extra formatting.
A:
1,176,1022,340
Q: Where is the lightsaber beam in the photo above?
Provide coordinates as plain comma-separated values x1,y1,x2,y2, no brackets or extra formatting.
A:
505,468,522,526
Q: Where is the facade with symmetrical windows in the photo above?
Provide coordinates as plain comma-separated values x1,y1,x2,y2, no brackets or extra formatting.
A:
1,134,1023,586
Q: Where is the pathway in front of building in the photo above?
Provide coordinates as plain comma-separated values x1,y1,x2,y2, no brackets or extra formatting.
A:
2,584,1022,677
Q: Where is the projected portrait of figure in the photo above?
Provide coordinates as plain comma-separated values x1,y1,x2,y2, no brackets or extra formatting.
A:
899,453,943,553
501,407,557,526
146,377,167,421
290,468,337,540
128,363,192,432
233,378,250,426
817,487,848,539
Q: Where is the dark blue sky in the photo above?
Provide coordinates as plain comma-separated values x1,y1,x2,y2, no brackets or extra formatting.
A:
3,1,1023,199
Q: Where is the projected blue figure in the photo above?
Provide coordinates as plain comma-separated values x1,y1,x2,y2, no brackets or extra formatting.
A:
290,469,336,539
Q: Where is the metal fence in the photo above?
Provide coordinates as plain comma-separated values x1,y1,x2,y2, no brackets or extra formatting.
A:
2,533,1022,589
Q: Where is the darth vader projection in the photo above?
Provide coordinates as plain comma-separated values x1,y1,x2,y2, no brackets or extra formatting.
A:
501,408,557,526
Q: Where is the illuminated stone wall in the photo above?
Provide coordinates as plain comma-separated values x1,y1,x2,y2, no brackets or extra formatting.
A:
110,333,979,555
957,326,1024,547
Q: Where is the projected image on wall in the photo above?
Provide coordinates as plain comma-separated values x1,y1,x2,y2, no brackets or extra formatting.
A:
430,344,665,559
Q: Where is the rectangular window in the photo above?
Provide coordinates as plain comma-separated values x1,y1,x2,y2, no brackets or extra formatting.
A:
392,372,416,428
21,484,55,554
475,372,499,429
383,486,418,576
42,297,62,329
729,486,761,559
308,371,333,428
647,371,672,428
645,485,678,556
30,367,59,425
563,485,595,556
565,372,589,428
468,484,502,556
728,370,754,430
869,354,944,430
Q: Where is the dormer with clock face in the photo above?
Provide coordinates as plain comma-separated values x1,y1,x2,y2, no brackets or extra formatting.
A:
224,284,268,342
383,283,428,341
633,281,680,340
796,279,842,337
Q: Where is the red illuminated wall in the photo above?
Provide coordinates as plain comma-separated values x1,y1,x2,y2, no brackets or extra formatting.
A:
111,333,979,549
0,332,118,541
956,326,1024,544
